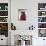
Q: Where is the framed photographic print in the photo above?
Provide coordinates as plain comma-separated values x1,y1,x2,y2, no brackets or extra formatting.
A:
18,9,28,21
38,29,46,37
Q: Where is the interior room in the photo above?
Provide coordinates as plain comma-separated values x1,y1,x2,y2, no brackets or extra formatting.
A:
0,0,46,46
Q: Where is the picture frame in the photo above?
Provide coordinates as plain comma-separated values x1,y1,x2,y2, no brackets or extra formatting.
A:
38,29,46,37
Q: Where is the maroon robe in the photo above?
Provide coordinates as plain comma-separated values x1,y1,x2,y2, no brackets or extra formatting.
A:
20,12,26,20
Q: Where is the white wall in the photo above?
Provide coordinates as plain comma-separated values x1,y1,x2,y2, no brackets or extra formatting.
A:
11,0,46,30
11,0,38,30
11,0,38,45
10,0,46,46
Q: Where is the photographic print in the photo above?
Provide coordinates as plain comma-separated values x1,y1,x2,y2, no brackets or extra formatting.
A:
18,9,28,21
38,29,46,37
